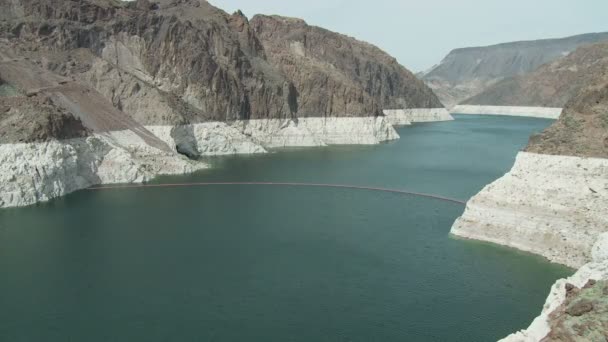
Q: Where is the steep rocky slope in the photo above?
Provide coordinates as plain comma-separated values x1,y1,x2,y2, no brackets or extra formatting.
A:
422,32,608,107
250,14,443,116
526,78,608,159
0,94,90,143
0,0,445,208
463,42,608,110
1,0,442,124
451,43,608,341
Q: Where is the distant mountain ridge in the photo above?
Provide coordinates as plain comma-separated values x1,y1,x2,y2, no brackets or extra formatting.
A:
422,32,608,107
463,42,608,108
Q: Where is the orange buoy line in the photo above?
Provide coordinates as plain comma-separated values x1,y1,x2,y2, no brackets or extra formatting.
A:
87,182,466,205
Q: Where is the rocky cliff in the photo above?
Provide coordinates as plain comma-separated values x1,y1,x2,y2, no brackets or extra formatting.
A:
1,0,442,125
463,42,608,111
249,14,443,116
451,44,608,341
422,32,608,107
0,0,446,208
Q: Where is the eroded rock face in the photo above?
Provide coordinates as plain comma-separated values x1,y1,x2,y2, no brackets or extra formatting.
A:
2,0,292,122
1,0,441,125
250,14,443,116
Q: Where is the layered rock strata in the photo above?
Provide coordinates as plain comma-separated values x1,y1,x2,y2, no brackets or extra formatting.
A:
451,152,608,269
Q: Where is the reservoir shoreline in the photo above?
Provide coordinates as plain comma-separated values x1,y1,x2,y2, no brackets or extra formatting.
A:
0,110,453,209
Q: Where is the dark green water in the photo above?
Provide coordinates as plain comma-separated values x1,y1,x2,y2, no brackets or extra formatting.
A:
0,115,571,341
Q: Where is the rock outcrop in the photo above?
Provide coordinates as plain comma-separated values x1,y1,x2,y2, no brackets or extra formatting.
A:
500,235,608,342
422,32,608,107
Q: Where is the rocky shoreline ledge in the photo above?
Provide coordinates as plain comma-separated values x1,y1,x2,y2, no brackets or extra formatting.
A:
452,152,608,269
452,154,608,341
0,0,451,209
0,111,455,209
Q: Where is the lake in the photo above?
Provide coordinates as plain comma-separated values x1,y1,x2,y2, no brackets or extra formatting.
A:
0,115,571,341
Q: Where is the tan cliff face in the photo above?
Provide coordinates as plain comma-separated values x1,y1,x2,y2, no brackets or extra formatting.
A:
464,42,608,110
422,32,608,107
0,0,442,144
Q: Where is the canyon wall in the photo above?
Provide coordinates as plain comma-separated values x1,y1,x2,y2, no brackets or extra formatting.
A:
451,64,608,340
0,0,445,208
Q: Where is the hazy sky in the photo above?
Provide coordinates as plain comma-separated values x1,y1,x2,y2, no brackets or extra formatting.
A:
209,0,608,72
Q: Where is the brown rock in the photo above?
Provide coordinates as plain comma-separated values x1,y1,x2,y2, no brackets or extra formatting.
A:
566,299,594,316
250,14,443,117
0,0,444,144
526,75,608,158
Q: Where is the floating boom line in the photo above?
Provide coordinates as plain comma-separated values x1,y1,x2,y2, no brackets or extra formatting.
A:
87,182,466,205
